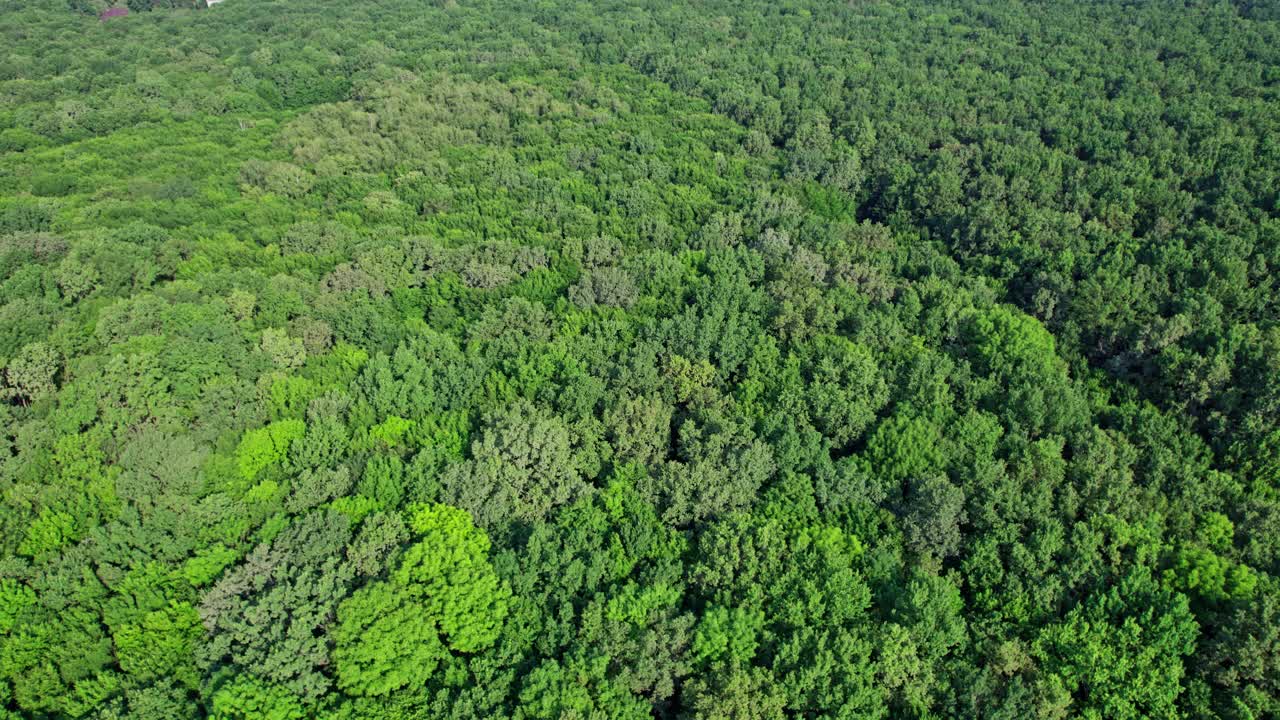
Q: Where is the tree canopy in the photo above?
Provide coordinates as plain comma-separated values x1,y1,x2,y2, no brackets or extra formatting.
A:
0,0,1278,717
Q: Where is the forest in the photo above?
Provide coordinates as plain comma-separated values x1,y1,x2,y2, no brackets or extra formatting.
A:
0,0,1278,717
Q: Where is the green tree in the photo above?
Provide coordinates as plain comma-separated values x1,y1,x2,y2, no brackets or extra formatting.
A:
3,342,59,404
1034,570,1199,720
236,420,306,482
209,676,307,720
800,335,888,447
332,582,444,697
333,503,509,695
442,401,587,528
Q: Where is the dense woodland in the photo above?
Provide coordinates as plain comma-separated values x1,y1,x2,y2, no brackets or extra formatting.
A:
0,0,1278,717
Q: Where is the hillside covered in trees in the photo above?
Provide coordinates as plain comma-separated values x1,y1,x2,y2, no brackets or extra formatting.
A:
1,0,1279,717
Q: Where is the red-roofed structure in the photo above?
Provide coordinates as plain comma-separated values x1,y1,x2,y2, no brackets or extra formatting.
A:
99,7,129,20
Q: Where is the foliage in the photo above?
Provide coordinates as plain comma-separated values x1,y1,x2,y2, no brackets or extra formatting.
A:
0,0,1276,716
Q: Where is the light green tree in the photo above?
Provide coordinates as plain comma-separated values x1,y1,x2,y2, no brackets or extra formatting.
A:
333,503,510,696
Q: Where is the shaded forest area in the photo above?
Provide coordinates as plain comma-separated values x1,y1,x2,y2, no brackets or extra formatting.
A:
0,0,1278,717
